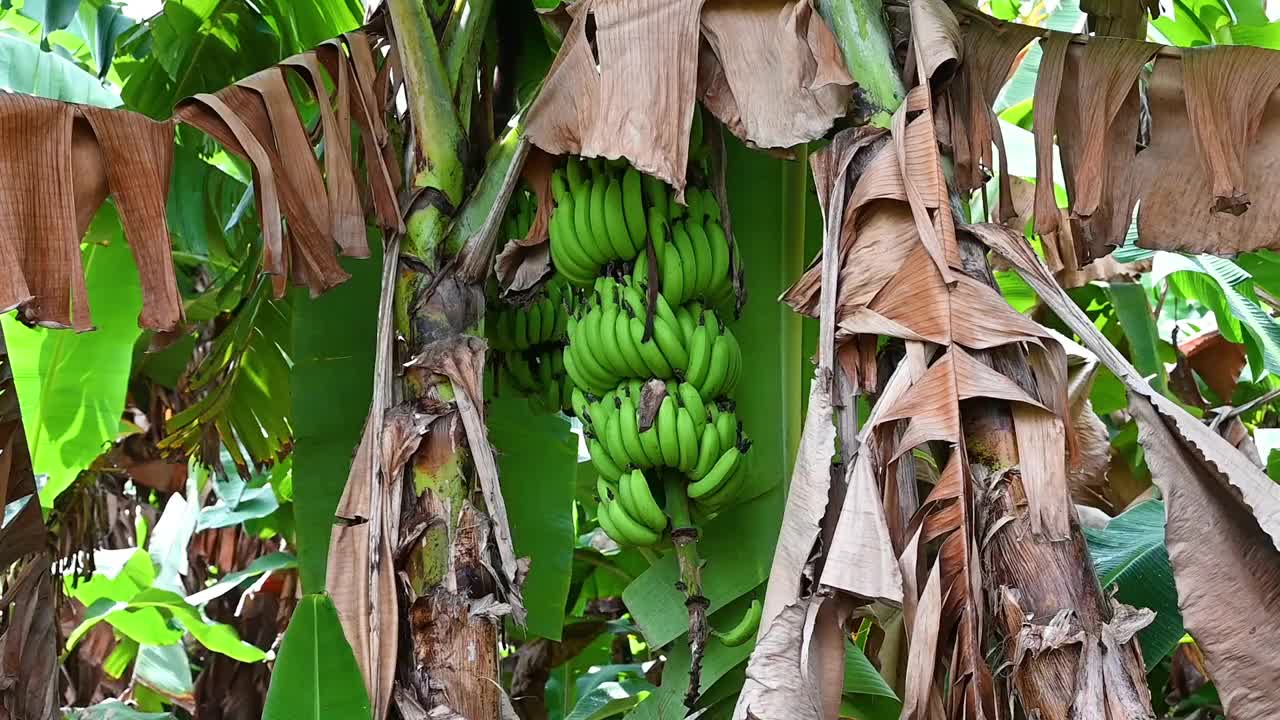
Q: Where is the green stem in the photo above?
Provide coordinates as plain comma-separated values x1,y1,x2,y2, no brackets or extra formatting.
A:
443,0,495,128
817,0,906,127
664,472,708,709
387,0,466,207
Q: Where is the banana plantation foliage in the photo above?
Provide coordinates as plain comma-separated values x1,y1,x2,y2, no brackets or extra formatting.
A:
1,0,1280,719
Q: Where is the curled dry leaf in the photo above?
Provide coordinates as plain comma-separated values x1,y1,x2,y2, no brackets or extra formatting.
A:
493,146,554,295
731,600,825,720
0,29,400,335
526,0,705,200
972,221,1280,719
698,0,852,150
0,554,57,720
1138,53,1280,254
948,15,1042,222
0,97,181,331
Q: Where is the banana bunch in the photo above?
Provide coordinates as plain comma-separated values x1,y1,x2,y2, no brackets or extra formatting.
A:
582,380,749,511
563,276,742,398
595,470,667,547
631,186,735,307
487,278,572,352
497,346,575,415
502,183,536,243
549,157,667,285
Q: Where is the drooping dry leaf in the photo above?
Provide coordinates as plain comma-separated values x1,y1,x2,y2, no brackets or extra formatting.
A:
972,221,1280,718
757,374,837,634
948,15,1041,221
1046,37,1158,262
1181,46,1280,214
1129,399,1280,719
698,0,852,149
329,235,402,720
731,600,824,720
1031,31,1070,244
0,97,183,331
526,0,705,200
819,447,904,604
281,51,370,258
494,145,553,295
1138,55,1280,254
899,561,942,720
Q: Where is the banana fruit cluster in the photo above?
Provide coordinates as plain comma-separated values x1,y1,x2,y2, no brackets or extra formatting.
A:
486,272,575,414
487,278,572,352
577,378,749,546
544,153,750,550
630,186,734,307
564,276,742,399
498,347,574,416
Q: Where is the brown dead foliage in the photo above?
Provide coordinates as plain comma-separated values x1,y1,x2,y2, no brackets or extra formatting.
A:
975,220,1280,720
526,0,852,199
0,29,401,333
955,15,1280,261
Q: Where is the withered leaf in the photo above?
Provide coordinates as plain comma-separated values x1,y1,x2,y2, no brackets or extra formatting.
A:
526,0,705,200
698,0,852,150
949,15,1041,221
973,221,1280,719
1181,46,1280,214
1138,55,1280,254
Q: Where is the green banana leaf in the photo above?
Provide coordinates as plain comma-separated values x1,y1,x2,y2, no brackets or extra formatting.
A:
1084,499,1183,668
1107,282,1168,394
263,593,372,720
0,32,119,105
291,241,382,593
1,208,143,508
490,393,579,640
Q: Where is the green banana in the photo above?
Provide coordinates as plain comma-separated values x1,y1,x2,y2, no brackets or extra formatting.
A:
618,396,649,469
686,186,705,223
602,408,634,470
550,189,598,284
514,310,529,349
594,174,628,259
691,423,722,480
670,223,698,304
714,599,762,647
685,323,711,390
707,219,731,298
651,314,690,373
624,469,668,533
642,172,669,219
573,167,606,265
604,175,637,260
595,304,628,378
660,241,685,307
622,168,648,255
656,396,680,467
678,383,707,433
701,333,731,399
575,312,619,389
596,500,627,545
589,437,625,482
604,499,661,546
676,406,698,472
674,305,697,346
687,446,742,500
571,387,589,419
700,456,747,509
638,424,663,469
551,168,570,204
614,309,651,378
686,220,714,298
716,408,738,451
630,317,674,378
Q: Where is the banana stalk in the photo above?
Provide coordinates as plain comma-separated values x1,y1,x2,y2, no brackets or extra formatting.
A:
664,472,709,711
